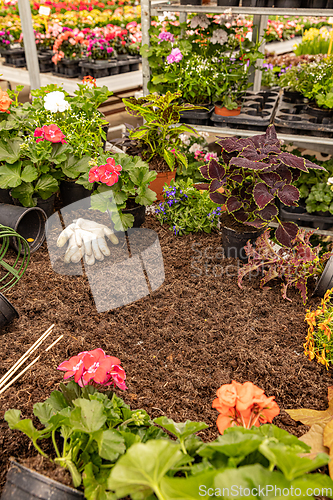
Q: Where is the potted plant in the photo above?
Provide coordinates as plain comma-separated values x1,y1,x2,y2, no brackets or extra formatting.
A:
196,125,325,259
2,348,163,500
0,28,25,67
52,28,86,78
88,152,157,230
122,91,199,201
79,34,117,79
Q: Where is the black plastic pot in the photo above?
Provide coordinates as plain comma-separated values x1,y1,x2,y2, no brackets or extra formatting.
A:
0,294,19,331
306,104,333,121
79,59,118,79
217,0,239,5
0,47,26,67
122,204,146,228
53,58,80,78
1,460,84,500
221,225,264,262
0,204,46,254
180,105,214,126
37,50,54,73
313,256,333,298
36,195,56,218
301,0,326,6
283,89,307,104
180,0,201,5
60,180,92,207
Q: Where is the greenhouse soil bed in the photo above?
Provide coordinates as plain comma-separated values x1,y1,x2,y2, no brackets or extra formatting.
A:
0,214,333,492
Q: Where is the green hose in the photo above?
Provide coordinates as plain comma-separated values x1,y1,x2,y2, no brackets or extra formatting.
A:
0,225,30,291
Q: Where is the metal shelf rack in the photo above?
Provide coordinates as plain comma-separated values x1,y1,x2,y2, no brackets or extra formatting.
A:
141,1,333,151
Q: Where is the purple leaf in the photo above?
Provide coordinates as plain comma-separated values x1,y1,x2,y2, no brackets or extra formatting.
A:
259,172,281,187
216,137,238,151
199,165,209,179
244,219,267,228
253,183,275,209
208,159,225,180
210,191,226,204
275,222,299,248
210,179,225,192
278,184,300,206
194,183,209,190
275,164,292,184
227,196,242,213
230,157,271,171
249,132,267,149
241,147,270,162
265,124,278,140
230,174,243,184
255,203,278,221
304,158,326,171
232,209,248,223
278,152,309,172
295,278,307,305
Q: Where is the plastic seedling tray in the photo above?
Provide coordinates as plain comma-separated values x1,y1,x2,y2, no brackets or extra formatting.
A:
210,89,279,131
274,93,333,138
279,202,333,231
0,48,26,68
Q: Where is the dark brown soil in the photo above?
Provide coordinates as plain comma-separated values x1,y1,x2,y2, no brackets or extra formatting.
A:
0,213,332,493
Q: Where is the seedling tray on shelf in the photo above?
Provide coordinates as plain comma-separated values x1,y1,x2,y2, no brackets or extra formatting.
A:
0,48,26,68
210,90,279,131
279,203,333,231
79,56,141,79
274,94,333,138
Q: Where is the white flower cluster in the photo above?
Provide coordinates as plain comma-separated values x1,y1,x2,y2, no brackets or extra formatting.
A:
190,14,210,29
210,29,228,45
179,134,190,146
44,91,70,113
327,177,333,185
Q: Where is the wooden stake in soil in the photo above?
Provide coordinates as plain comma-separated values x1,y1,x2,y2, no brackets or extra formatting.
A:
0,333,63,395
0,324,55,390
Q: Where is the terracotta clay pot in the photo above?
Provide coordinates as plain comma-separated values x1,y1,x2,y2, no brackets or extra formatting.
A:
149,171,176,202
214,104,241,117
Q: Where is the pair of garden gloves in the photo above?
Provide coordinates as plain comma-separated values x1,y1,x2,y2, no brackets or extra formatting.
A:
57,218,119,265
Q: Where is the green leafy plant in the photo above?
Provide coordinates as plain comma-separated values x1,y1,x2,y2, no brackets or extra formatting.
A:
238,228,332,304
123,91,200,172
155,178,224,236
294,27,330,56
89,152,157,231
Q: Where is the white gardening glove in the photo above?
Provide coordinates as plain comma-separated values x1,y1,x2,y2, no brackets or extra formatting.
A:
57,218,118,265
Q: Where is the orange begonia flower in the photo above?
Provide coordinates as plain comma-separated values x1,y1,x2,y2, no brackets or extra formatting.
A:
0,89,12,112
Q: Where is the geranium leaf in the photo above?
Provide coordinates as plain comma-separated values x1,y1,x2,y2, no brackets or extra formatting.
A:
278,185,300,206
153,417,208,440
253,183,274,209
275,222,299,248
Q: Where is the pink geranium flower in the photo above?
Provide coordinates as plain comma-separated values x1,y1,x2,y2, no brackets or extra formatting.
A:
57,351,88,383
43,124,66,143
166,48,182,64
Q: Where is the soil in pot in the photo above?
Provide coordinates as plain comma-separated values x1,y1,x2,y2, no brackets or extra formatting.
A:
214,103,241,117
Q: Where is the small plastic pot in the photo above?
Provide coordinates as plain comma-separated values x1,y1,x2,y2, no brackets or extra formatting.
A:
0,294,19,331
214,103,241,116
1,459,84,500
221,225,264,262
0,189,13,205
0,204,46,254
313,256,333,298
306,104,333,121
180,0,201,4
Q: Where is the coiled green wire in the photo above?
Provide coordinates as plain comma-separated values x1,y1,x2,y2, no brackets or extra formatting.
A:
0,225,30,290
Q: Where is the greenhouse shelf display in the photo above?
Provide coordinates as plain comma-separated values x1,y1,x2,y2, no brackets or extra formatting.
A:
141,1,333,153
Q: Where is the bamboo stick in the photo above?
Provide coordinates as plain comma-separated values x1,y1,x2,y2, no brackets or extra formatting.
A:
0,356,40,395
0,324,55,389
45,335,63,352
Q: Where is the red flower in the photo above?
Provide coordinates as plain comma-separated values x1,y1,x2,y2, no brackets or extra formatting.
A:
43,124,66,144
98,164,120,186
88,166,100,183
57,351,87,383
104,364,127,390
81,348,121,385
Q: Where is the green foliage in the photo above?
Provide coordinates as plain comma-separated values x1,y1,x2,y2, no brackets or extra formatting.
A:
123,91,199,172
89,153,157,231
155,179,223,236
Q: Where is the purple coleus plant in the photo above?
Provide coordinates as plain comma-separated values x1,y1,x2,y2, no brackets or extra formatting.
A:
197,125,326,247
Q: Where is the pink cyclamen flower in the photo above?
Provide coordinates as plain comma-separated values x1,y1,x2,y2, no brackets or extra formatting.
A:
166,48,182,64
